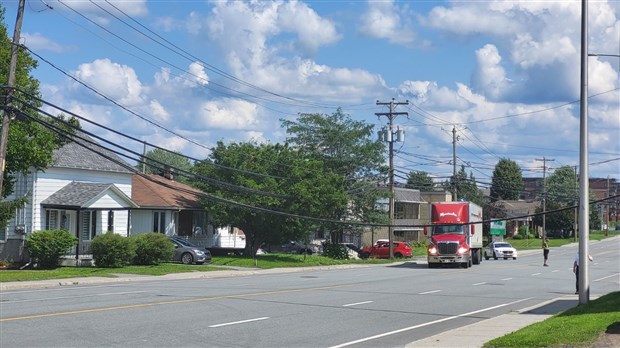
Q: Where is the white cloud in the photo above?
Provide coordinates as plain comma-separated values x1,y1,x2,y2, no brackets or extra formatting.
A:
149,100,169,122
471,44,510,101
22,33,66,53
72,59,144,106
358,0,416,45
200,99,260,130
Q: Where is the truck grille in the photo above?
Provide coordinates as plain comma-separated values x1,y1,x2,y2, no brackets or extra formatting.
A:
437,242,459,255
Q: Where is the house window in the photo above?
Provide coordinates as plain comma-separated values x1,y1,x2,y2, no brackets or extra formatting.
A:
153,211,166,233
81,211,97,240
107,211,114,232
45,210,69,230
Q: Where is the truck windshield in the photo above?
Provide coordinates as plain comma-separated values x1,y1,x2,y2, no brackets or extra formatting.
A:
433,225,465,234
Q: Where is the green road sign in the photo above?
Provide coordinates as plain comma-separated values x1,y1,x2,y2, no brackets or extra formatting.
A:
490,220,506,236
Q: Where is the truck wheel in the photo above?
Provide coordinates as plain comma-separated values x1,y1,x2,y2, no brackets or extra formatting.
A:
472,250,480,265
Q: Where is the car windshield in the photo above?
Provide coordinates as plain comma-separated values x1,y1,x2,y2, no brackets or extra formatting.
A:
171,238,196,247
494,243,511,248
433,225,465,234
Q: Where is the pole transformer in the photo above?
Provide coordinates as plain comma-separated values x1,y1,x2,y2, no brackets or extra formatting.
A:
376,98,408,259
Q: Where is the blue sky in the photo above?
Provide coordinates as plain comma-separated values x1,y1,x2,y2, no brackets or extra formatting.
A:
4,0,620,185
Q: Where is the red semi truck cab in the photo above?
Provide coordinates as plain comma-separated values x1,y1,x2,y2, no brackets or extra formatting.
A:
425,202,483,268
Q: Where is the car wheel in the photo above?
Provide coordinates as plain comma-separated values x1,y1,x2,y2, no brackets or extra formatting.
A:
513,257,517,260
394,252,403,258
493,252,498,260
485,253,490,260
359,252,370,259
428,263,438,268
181,253,193,265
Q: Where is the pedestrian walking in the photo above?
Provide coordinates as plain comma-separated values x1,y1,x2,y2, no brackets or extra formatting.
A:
573,252,594,294
543,237,549,266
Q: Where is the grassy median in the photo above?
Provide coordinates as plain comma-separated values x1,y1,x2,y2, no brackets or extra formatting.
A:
485,291,620,348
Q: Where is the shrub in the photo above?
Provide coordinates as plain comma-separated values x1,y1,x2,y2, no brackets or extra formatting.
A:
512,233,523,240
25,230,77,269
91,232,135,268
321,240,349,259
132,233,174,265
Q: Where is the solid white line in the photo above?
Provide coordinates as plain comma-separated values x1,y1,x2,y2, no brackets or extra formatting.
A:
343,301,373,307
1,291,148,304
501,278,512,281
418,290,442,295
209,317,269,328
329,298,533,348
472,282,487,286
593,273,620,282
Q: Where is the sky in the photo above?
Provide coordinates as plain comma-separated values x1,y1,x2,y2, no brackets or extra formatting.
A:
4,0,620,188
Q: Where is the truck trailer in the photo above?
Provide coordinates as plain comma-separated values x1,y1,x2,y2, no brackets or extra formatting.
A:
425,201,483,268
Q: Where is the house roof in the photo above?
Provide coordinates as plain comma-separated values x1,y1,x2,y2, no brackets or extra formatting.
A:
394,187,422,203
494,200,540,218
53,133,133,173
41,181,138,209
131,174,204,210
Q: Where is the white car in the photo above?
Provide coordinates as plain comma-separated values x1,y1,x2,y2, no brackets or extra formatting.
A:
485,242,518,260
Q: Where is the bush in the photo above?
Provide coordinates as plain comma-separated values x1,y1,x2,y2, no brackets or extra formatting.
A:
321,240,349,259
512,234,523,240
132,233,174,265
25,230,77,269
91,232,135,268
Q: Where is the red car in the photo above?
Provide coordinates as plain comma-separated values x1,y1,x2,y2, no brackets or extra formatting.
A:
359,241,412,259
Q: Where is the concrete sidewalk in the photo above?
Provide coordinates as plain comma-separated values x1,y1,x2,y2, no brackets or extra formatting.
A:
406,296,579,347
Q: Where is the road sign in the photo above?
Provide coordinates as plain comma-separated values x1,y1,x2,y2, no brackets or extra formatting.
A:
490,220,506,236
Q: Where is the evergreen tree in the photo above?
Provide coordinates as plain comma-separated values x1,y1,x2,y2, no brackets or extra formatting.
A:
490,158,523,201
405,170,435,191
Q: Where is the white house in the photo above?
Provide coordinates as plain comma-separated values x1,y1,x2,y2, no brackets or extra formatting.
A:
1,135,138,262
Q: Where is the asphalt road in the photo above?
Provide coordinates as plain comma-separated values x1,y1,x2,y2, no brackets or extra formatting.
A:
1,238,618,348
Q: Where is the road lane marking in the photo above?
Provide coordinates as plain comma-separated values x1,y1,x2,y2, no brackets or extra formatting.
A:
418,290,442,295
0,284,350,322
329,297,533,348
472,282,487,286
532,273,541,276
209,317,269,328
1,291,148,304
342,301,373,307
501,278,512,281
552,270,559,273
594,273,620,282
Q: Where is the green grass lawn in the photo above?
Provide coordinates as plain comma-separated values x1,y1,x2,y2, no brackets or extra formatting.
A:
484,291,620,348
508,230,619,250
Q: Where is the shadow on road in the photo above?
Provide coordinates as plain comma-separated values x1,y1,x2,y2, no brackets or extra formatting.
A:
524,299,578,315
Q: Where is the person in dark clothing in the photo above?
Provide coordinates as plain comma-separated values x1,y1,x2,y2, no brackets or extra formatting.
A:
543,238,549,266
573,252,593,294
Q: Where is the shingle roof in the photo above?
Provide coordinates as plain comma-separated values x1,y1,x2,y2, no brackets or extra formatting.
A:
41,181,137,208
131,174,204,209
53,133,133,173
394,188,422,203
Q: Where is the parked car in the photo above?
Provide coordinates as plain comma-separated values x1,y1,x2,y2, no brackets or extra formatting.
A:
359,241,412,259
485,241,518,260
339,243,361,259
268,241,321,254
169,237,212,264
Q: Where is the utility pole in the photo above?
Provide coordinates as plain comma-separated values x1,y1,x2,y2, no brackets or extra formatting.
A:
452,126,458,201
535,157,554,245
0,0,26,196
376,98,408,259
578,0,590,305
574,166,578,242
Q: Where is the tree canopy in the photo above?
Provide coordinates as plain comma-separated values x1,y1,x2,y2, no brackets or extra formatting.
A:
490,158,523,201
192,141,348,256
281,109,388,240
137,148,193,183
405,170,435,191
443,165,484,205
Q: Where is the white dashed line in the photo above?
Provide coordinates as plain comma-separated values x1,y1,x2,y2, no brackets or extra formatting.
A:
209,317,269,328
343,301,373,307
472,282,487,286
418,290,442,295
